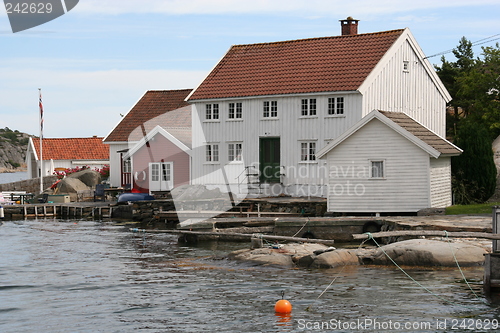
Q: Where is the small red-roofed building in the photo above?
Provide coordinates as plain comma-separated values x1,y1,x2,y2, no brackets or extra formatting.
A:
122,125,191,193
26,136,109,179
103,89,192,190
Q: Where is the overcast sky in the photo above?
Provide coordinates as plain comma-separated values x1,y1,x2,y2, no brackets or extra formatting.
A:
1,0,499,138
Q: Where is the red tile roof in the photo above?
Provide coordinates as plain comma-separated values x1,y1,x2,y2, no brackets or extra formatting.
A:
32,137,109,161
104,89,192,142
188,29,404,100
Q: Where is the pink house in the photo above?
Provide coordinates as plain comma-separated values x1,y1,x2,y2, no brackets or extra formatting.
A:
124,125,191,194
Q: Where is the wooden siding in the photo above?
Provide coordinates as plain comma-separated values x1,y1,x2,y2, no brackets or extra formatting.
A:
326,119,430,212
131,133,190,193
361,38,447,137
429,157,452,207
191,93,363,193
107,142,130,187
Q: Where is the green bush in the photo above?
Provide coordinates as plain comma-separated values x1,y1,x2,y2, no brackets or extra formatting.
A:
452,121,497,204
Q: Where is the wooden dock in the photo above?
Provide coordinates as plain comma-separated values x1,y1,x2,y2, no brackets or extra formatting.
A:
3,203,114,219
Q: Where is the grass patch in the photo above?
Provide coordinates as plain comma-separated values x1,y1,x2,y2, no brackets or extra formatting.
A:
445,202,500,215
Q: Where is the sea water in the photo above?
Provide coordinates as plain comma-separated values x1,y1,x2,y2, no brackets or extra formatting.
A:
0,219,498,332
0,172,28,185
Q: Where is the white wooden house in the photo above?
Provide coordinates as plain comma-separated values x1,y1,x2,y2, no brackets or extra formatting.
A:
185,17,457,206
316,110,461,213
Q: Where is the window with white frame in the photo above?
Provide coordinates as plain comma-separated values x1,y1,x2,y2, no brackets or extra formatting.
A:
301,98,317,116
122,157,131,173
206,103,219,120
229,102,242,119
206,143,219,162
263,101,278,118
228,142,242,161
300,142,316,161
328,97,344,115
371,160,384,178
403,61,409,72
151,163,159,182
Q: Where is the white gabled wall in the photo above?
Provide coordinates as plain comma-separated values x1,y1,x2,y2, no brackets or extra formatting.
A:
191,92,363,196
360,33,448,137
107,142,129,187
429,157,452,207
326,118,430,212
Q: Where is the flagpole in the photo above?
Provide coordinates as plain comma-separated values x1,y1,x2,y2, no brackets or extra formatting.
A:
39,88,43,194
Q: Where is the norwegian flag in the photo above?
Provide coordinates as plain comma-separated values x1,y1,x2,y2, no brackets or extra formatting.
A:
39,89,44,138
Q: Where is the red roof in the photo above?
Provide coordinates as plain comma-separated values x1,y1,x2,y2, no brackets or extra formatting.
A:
32,137,109,161
188,29,404,100
104,89,192,142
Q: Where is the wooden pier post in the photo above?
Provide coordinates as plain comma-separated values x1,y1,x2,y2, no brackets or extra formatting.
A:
484,206,500,294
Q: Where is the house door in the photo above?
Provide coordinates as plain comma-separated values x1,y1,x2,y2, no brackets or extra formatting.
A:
149,162,173,191
260,137,281,183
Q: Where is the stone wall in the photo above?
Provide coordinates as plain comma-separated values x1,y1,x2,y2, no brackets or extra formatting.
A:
0,175,58,194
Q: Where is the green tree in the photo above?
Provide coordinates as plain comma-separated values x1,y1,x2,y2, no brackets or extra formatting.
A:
452,120,497,204
435,37,477,137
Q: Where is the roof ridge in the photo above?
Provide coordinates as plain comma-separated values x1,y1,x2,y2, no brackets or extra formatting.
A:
231,29,405,48
33,137,104,140
146,89,193,93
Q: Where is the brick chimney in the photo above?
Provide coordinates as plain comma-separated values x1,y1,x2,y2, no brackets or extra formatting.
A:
340,16,359,36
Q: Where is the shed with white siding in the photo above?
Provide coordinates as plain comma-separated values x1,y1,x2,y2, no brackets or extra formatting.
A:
316,110,462,213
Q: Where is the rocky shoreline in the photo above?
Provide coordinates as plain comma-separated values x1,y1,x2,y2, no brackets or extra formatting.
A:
0,167,26,173
228,238,488,268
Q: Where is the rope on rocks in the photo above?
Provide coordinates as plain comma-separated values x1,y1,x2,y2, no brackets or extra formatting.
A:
443,231,488,305
365,232,456,305
305,236,372,312
292,218,310,238
365,232,494,314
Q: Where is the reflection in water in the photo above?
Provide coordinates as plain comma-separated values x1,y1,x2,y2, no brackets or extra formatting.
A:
275,313,293,327
0,219,498,332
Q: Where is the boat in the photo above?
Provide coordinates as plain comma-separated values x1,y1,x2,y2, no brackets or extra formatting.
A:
117,192,154,203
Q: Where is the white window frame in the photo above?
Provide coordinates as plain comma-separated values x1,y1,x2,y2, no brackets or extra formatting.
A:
300,141,317,162
403,60,410,73
370,160,385,179
205,103,220,121
205,143,220,163
228,142,243,162
122,157,131,173
263,101,278,119
228,102,243,120
327,97,345,116
301,98,317,117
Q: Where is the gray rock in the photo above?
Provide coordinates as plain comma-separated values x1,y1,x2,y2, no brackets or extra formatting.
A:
311,249,360,268
67,169,101,187
171,184,221,200
229,248,294,267
56,177,89,194
362,239,486,267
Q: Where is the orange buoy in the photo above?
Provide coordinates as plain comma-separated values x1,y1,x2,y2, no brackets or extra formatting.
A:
275,299,292,314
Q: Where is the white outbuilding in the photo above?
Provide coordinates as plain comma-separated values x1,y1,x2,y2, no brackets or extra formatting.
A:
316,110,462,214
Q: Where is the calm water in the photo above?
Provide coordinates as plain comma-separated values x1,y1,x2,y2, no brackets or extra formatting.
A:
0,219,499,333
0,172,28,184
